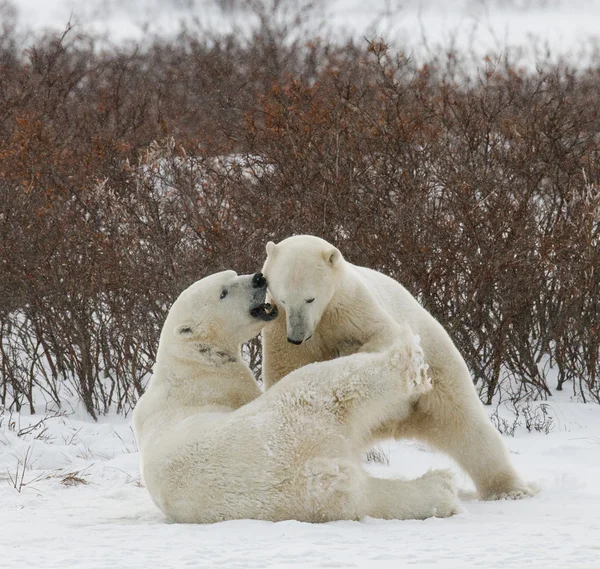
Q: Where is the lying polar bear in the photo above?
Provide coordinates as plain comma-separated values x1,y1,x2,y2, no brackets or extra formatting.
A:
133,270,460,523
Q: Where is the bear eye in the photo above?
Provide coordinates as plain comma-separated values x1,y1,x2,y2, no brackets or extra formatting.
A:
306,298,315,304
220,289,228,299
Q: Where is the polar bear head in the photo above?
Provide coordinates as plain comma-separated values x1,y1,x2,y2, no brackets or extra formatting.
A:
160,270,278,364
262,235,343,345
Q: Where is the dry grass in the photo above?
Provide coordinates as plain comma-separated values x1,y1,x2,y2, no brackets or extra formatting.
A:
60,472,90,487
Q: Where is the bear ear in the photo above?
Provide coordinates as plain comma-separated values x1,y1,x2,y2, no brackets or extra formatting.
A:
266,241,277,257
174,323,196,337
323,246,341,267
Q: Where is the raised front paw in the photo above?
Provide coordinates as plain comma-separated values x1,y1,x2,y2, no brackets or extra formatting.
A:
388,336,432,395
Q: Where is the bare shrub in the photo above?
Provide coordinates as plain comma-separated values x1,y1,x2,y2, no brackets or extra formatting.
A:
0,3,598,418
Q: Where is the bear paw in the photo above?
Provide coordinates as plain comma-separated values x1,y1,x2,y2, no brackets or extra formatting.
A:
387,337,432,395
481,481,539,501
417,469,462,519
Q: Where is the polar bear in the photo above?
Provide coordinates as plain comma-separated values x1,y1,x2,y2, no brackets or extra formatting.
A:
261,235,535,501
133,270,460,523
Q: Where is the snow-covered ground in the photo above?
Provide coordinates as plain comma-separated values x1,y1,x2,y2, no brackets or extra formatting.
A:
1,390,599,569
11,0,600,62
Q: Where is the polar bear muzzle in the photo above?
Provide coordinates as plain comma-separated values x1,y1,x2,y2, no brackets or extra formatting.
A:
249,272,279,321
250,302,278,321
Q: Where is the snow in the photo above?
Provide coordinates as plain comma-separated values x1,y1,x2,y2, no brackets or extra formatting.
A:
1,390,599,569
11,0,600,63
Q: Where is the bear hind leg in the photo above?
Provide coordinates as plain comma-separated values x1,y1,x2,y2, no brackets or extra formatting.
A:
365,470,461,520
401,386,536,501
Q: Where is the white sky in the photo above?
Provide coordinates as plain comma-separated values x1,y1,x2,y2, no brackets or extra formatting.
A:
10,0,600,61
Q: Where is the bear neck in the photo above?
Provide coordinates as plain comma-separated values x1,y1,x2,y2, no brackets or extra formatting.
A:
320,264,394,348
160,336,239,367
152,345,261,411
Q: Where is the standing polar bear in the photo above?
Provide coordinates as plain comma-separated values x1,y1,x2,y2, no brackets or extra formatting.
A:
261,235,534,500
133,270,460,523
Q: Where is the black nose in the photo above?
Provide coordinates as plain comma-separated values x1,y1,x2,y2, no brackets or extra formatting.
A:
252,272,267,288
287,337,303,345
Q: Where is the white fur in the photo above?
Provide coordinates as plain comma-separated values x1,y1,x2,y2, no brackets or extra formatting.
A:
133,270,460,523
262,235,535,500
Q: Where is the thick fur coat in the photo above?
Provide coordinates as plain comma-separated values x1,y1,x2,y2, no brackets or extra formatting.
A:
133,270,460,523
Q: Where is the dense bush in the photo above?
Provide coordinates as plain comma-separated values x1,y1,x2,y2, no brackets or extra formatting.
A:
0,4,598,417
